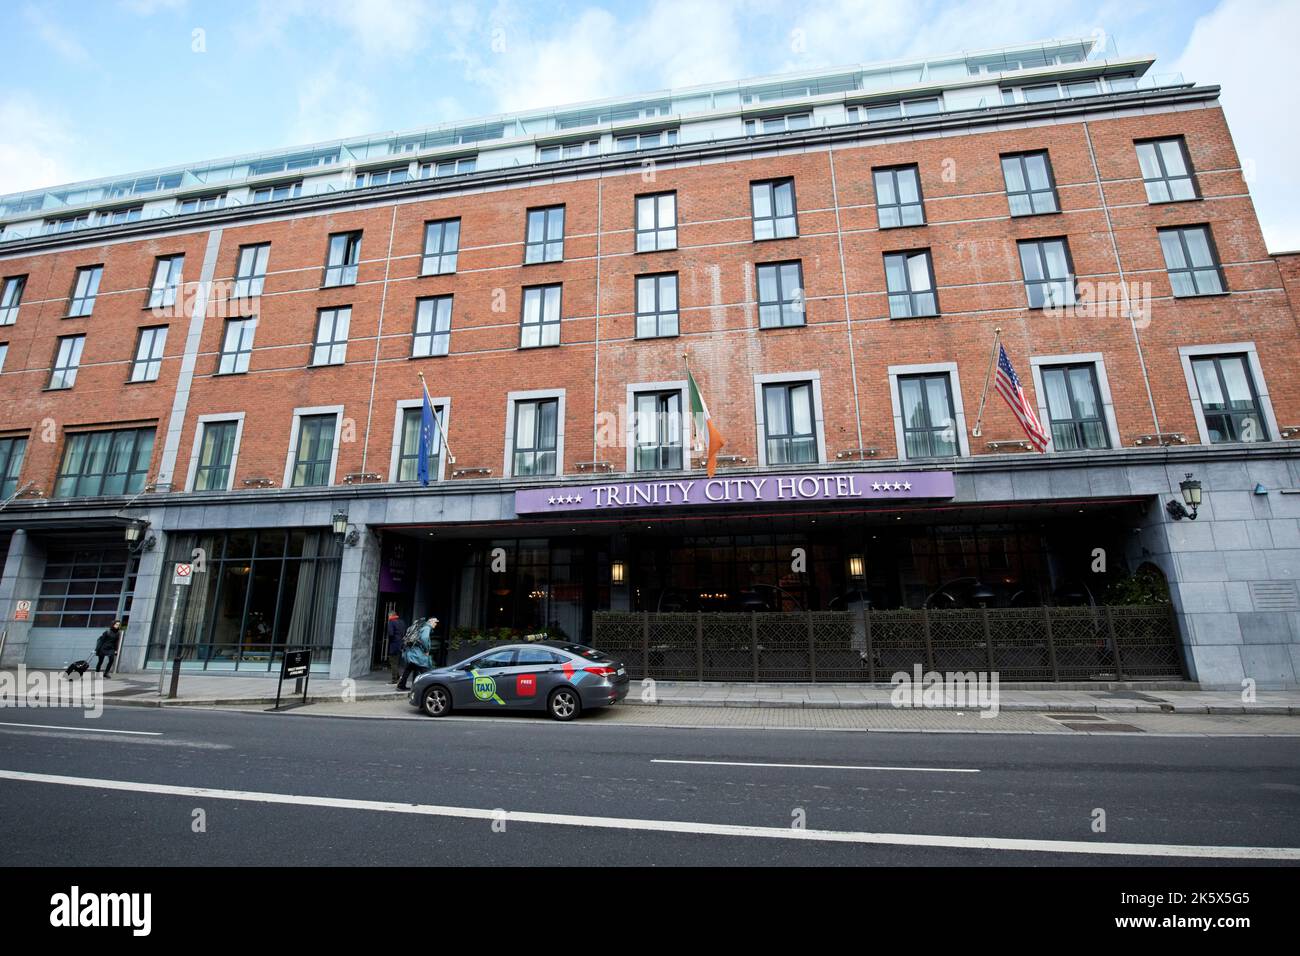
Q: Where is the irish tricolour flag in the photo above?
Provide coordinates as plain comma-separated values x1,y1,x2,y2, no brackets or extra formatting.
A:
687,366,725,478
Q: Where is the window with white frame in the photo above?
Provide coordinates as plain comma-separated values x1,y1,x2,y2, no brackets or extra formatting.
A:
897,372,958,458
633,390,683,471
290,414,337,487
635,273,678,338
538,140,599,163
148,254,184,309
511,398,559,477
413,296,452,357
0,275,24,325
421,219,460,275
179,192,225,214
218,317,256,374
355,166,409,188
129,326,167,383
520,285,561,348
312,307,350,366
419,156,477,178
97,206,142,226
524,206,565,264
50,335,85,389
616,129,678,151
761,381,817,464
324,232,361,287
68,265,103,317
743,113,811,135
251,181,302,203
635,192,676,252
751,179,797,240
193,420,239,491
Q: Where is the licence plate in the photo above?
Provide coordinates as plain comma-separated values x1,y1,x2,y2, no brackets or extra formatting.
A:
617,667,625,676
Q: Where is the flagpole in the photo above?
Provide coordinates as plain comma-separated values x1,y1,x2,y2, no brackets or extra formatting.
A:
970,327,1002,439
417,371,456,464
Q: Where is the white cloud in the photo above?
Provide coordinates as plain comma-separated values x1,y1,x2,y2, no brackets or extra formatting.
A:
0,94,84,195
1171,0,1300,251
117,0,188,14
289,61,379,144
23,3,91,65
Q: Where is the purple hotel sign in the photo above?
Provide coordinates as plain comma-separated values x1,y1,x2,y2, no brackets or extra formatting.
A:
515,471,955,515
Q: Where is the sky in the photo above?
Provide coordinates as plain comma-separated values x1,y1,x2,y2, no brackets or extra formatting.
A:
2,0,1296,250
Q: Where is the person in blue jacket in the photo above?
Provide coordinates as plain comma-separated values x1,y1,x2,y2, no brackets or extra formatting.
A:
396,617,437,691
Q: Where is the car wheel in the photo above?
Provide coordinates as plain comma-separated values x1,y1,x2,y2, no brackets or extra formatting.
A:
421,685,452,717
547,686,581,721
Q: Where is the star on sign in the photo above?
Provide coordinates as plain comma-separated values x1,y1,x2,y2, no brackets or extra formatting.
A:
871,482,881,491
903,481,912,491
574,494,582,503
565,495,575,504
547,496,556,505
892,482,902,491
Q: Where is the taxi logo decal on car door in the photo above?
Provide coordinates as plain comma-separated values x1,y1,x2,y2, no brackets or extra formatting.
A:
470,670,506,705
516,673,537,697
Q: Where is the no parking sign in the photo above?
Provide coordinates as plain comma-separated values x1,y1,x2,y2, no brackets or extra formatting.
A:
172,563,193,586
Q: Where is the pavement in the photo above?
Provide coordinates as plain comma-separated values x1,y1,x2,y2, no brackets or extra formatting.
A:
1,705,1298,866
3,668,1298,716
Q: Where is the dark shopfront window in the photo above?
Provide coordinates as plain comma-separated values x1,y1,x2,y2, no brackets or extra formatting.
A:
449,539,593,642
146,529,342,672
35,542,136,628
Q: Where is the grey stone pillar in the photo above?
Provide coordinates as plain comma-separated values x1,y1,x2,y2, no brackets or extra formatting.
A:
329,524,382,679
0,530,45,667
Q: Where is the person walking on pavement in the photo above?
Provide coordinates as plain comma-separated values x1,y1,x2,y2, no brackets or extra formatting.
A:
95,621,121,677
386,611,407,683
396,617,437,691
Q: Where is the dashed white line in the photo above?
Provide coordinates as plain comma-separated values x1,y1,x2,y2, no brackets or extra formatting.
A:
651,758,979,774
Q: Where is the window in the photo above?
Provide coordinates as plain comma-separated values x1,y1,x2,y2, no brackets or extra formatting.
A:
524,206,565,264
538,140,599,162
251,181,302,203
0,342,6,374
854,98,939,122
635,273,679,338
1136,138,1198,203
291,414,337,487
0,436,26,498
312,307,350,366
743,113,811,135
148,255,184,309
751,179,797,240
397,405,444,481
1023,84,1061,103
756,261,805,328
68,265,103,317
45,214,90,234
421,219,460,275
34,543,136,629
874,166,925,227
97,206,142,226
355,165,409,188
419,156,477,178
50,335,85,389
1018,238,1076,308
512,399,559,476
898,373,958,458
520,285,562,348
413,296,452,357
0,276,24,325
884,250,938,318
1159,226,1225,297
633,390,683,471
635,192,677,252
616,129,678,151
129,326,167,382
1040,364,1109,450
218,318,256,374
179,192,225,214
233,244,270,299
762,382,817,464
324,232,361,287
1190,354,1268,443
193,420,238,491
55,427,155,497
1001,151,1059,216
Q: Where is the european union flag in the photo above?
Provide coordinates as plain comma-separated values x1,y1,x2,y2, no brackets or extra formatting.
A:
417,390,435,487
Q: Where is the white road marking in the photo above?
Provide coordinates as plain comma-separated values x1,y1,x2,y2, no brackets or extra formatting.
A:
2,768,1296,860
0,721,161,736
652,758,979,774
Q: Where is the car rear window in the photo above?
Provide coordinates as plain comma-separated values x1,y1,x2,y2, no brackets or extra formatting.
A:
560,644,612,662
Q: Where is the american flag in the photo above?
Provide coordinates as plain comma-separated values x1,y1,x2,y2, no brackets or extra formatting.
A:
994,343,1049,452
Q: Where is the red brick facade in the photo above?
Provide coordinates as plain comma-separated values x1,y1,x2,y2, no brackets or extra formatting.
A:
1,100,1295,491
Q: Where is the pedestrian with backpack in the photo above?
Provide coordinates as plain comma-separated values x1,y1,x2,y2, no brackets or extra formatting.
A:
396,616,438,691
385,611,407,683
